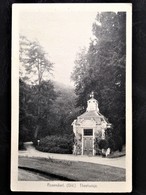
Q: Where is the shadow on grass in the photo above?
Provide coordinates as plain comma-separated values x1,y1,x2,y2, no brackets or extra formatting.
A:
18,156,126,181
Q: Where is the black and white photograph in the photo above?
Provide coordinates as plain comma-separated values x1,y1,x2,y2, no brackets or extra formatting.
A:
11,3,132,192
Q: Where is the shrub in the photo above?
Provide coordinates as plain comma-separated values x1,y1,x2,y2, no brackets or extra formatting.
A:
36,134,74,154
94,138,102,155
19,142,26,150
107,150,126,158
106,128,124,152
98,139,108,150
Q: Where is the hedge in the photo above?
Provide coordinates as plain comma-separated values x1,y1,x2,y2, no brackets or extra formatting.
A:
36,134,74,154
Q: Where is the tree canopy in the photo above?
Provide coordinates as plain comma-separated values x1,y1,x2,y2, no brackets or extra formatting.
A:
19,36,79,147
19,12,126,151
19,36,55,142
71,12,126,148
19,35,53,85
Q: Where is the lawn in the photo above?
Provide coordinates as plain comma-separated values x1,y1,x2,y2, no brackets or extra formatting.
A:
19,156,125,181
18,168,49,181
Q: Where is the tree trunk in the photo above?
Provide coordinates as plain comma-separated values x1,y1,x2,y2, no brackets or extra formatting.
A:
34,125,39,140
34,59,41,142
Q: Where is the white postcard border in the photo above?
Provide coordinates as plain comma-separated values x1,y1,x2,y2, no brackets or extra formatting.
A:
11,3,132,192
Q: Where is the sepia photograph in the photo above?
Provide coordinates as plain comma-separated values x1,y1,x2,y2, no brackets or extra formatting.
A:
11,3,132,192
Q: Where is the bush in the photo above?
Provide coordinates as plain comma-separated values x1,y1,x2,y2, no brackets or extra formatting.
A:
95,148,102,156
98,139,108,150
19,142,26,150
106,128,124,152
36,134,74,154
107,150,126,158
94,138,101,155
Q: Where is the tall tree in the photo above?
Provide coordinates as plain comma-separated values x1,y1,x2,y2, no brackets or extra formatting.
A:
19,35,53,85
71,12,126,149
19,36,54,141
49,82,80,136
19,79,33,148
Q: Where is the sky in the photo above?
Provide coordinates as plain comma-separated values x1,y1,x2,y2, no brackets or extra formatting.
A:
19,5,98,86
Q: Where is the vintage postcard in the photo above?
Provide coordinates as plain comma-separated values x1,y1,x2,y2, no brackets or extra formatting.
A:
11,3,132,192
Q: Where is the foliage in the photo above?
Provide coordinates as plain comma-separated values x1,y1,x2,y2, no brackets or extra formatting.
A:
19,36,56,141
18,142,26,151
36,134,74,154
71,12,126,149
48,81,80,136
94,132,102,155
19,35,53,85
107,150,125,158
19,78,57,144
106,128,123,151
19,79,34,143
19,35,79,145
73,133,82,155
19,76,78,147
98,139,108,150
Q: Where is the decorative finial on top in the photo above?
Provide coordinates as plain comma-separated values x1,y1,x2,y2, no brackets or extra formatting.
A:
90,91,94,99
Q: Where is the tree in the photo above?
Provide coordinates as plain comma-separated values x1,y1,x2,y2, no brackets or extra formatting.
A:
19,78,57,145
19,35,53,85
19,36,54,142
46,82,80,136
71,12,126,149
19,79,35,149
32,80,57,139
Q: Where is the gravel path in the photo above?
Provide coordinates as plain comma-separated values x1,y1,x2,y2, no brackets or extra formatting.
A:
19,142,126,169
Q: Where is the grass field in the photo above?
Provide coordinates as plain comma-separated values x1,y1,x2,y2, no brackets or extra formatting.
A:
19,156,125,181
18,168,49,181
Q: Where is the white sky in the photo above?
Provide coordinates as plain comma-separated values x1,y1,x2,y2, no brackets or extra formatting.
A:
19,6,98,86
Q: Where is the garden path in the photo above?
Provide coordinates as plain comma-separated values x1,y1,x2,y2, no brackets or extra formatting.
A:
19,142,126,169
